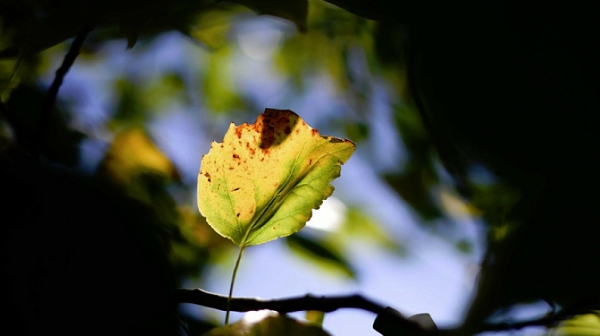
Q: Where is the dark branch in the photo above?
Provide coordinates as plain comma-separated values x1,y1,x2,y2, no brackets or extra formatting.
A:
34,24,93,158
174,288,386,315
174,289,591,336
438,302,599,336
472,303,598,335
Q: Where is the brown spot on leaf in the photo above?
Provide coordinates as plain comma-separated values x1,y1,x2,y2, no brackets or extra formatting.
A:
254,109,299,150
311,128,318,136
204,172,211,182
233,154,240,160
232,187,240,191
246,142,255,155
236,213,240,218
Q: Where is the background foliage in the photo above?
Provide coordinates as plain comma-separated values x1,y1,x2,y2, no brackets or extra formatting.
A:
2,1,599,336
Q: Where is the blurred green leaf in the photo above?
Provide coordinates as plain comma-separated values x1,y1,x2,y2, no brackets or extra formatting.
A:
384,166,442,221
146,72,190,108
228,0,308,32
286,233,356,278
273,1,374,92
202,46,246,114
203,311,331,336
0,0,304,57
551,313,600,336
344,121,369,143
5,84,84,166
275,30,348,90
305,310,325,327
343,207,405,254
100,128,177,186
111,78,147,127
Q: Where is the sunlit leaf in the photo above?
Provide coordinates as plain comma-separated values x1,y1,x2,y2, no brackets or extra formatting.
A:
197,108,355,247
203,311,331,336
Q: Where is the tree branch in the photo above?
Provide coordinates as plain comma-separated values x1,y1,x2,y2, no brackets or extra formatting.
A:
472,304,598,335
174,288,387,315
34,24,93,158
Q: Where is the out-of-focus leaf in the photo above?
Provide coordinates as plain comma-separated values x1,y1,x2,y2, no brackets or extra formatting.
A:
286,233,356,278
275,30,348,90
188,10,237,49
4,84,84,166
550,313,600,336
383,103,445,221
101,128,177,185
197,108,355,247
343,206,404,253
305,310,325,327
203,311,331,336
0,0,303,57
322,0,401,21
146,72,190,109
0,58,22,101
384,166,442,221
202,47,245,114
273,1,376,94
171,206,232,278
228,0,308,32
437,188,480,219
344,121,369,143
111,78,147,127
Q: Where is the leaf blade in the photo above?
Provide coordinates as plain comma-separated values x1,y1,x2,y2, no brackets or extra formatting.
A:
198,109,355,247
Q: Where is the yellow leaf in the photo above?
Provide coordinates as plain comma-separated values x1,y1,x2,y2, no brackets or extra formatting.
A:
197,108,355,247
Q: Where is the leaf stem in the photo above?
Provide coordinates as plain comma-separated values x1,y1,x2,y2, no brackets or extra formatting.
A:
226,245,246,325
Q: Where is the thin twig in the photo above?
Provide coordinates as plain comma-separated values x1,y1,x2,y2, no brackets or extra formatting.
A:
34,24,93,159
173,288,387,315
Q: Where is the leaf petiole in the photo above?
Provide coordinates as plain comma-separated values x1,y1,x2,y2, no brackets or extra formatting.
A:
225,244,246,325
